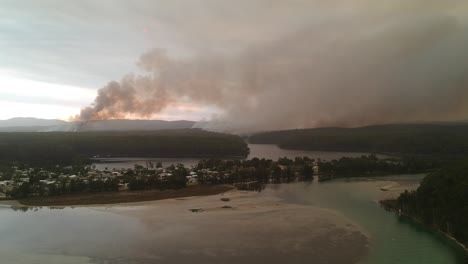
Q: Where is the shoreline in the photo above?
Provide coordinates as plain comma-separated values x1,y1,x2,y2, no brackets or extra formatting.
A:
0,185,233,207
1,186,370,263
378,178,468,256
107,188,370,264
90,154,248,162
380,199,468,256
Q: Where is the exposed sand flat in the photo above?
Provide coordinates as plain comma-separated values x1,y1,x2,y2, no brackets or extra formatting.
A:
95,189,370,264
377,179,421,200
0,199,22,207
1,189,370,264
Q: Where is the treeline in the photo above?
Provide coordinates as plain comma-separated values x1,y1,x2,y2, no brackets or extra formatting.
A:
0,129,249,165
125,164,188,191
5,155,438,199
194,155,432,185
7,164,190,199
391,161,468,247
8,177,120,198
318,155,441,181
195,157,314,185
249,123,468,156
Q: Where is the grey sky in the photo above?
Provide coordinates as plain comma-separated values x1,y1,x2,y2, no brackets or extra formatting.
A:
1,0,467,129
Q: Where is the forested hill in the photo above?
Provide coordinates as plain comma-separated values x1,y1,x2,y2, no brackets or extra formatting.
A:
0,129,249,165
249,123,468,156
394,160,468,247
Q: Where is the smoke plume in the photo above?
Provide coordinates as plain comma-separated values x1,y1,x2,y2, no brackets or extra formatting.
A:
77,1,468,132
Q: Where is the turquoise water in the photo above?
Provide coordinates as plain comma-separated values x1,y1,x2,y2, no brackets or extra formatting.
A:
272,177,467,264
0,176,465,263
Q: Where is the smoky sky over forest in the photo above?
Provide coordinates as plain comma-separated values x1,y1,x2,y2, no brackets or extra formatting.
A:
2,0,468,132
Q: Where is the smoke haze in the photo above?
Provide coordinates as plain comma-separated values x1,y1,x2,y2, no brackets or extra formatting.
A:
76,0,468,132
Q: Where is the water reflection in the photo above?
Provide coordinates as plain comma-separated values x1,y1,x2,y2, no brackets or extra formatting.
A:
93,144,389,170
0,178,465,264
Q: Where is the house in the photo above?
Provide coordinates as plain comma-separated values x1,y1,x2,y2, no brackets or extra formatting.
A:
187,174,198,184
0,182,14,194
0,180,14,187
118,183,129,191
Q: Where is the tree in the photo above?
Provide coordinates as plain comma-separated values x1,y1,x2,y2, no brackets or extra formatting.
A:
302,165,313,180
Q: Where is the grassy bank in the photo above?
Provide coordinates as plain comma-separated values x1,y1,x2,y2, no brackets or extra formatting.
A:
18,185,233,206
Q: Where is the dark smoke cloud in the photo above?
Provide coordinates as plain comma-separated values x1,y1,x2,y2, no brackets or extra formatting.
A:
77,1,468,132
75,49,226,121
78,75,169,120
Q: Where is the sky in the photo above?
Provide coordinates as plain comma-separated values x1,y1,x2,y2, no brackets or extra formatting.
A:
1,1,468,131
1,0,309,121
0,0,208,120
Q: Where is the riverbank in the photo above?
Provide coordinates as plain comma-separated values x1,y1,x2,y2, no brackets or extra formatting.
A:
2,185,233,207
380,199,468,256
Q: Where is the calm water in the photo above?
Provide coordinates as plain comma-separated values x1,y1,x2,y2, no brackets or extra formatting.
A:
272,178,467,264
1,145,465,263
93,144,389,170
0,178,465,263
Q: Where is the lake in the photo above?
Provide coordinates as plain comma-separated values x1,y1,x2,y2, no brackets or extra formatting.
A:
92,143,390,170
0,145,465,264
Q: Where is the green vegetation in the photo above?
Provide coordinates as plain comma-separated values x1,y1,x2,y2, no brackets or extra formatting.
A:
126,164,189,191
195,155,436,184
2,162,197,199
2,155,438,200
316,155,440,181
195,157,315,185
249,123,468,156
0,129,249,165
387,161,468,247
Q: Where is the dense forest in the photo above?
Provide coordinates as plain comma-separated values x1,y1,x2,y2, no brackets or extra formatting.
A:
316,155,440,181
0,129,249,165
388,160,468,247
249,123,468,156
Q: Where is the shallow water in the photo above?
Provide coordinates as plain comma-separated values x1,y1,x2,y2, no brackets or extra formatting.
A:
271,177,467,264
0,177,465,264
0,191,366,264
2,144,464,263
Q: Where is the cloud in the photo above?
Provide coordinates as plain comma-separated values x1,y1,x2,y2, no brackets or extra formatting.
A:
3,0,468,131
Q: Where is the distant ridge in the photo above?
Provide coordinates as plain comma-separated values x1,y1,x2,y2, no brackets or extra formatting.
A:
249,123,468,156
0,117,66,128
0,118,196,132
70,119,196,132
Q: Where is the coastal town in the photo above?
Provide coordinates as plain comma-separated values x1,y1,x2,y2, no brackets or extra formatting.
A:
0,157,320,199
0,155,435,200
0,162,198,199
